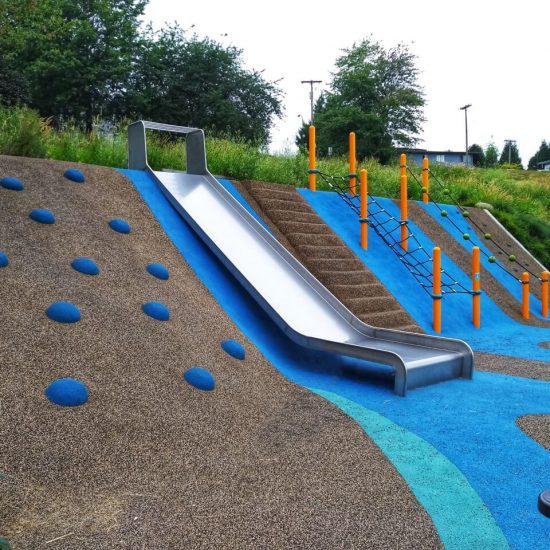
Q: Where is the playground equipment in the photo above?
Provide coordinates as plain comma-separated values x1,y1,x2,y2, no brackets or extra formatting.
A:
128,120,474,396
307,126,549,325
406,159,550,320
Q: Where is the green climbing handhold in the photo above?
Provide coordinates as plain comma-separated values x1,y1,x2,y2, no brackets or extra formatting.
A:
488,256,496,263
484,233,492,240
441,210,448,217
462,211,470,218
463,233,470,240
443,188,451,195
421,187,428,193
509,254,516,262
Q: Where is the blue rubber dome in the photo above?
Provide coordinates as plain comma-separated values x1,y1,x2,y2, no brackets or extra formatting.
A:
146,262,170,281
71,257,100,276
142,301,170,321
0,252,8,268
29,208,55,224
46,301,81,323
108,218,131,234
184,367,215,391
221,339,246,360
0,176,24,191
45,378,89,406
64,168,85,183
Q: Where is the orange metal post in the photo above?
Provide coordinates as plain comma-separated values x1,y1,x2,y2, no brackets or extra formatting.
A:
422,157,429,204
472,246,481,328
400,153,408,251
521,272,530,319
308,125,316,191
349,132,356,196
360,169,368,250
433,247,442,333
541,271,549,318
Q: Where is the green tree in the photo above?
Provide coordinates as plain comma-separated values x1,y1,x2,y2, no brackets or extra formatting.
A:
0,58,30,106
528,140,550,170
296,37,425,163
128,25,283,145
0,0,147,130
468,144,485,167
485,142,499,167
499,141,522,166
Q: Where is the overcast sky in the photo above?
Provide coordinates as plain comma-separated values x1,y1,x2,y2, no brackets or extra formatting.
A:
145,0,550,164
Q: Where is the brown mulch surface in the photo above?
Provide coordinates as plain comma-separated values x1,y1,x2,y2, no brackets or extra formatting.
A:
237,180,421,333
0,156,442,549
516,415,550,451
475,352,550,382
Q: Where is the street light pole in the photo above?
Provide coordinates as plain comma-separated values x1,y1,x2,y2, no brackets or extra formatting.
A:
460,104,472,166
301,80,322,124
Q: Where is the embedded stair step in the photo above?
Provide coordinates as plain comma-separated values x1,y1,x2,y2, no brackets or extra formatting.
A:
256,198,310,214
296,245,352,259
359,310,410,329
249,188,301,202
245,181,298,195
268,209,320,224
317,270,377,286
277,220,331,236
286,233,342,247
307,258,365,272
331,283,385,299
341,296,397,315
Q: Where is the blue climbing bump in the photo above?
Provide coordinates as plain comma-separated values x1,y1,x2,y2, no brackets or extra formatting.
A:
44,378,89,407
46,301,81,323
184,367,215,391
0,252,8,268
0,176,24,191
29,208,55,224
64,168,85,183
146,262,169,281
71,257,100,276
221,339,245,360
108,218,131,234
142,301,170,321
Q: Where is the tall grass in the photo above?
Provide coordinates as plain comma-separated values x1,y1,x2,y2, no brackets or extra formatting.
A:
1,107,548,265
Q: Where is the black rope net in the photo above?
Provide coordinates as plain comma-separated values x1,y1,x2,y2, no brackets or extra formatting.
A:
314,170,474,298
407,166,542,283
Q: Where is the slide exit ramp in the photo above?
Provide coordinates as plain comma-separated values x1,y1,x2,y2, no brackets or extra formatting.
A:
128,121,474,396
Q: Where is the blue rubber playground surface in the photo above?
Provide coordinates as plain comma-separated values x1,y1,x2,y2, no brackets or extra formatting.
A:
122,169,550,549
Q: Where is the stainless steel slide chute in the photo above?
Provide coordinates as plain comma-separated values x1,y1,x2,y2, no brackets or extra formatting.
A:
128,121,474,396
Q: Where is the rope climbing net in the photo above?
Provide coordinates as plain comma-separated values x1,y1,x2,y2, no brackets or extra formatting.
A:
315,170,474,298
407,166,543,283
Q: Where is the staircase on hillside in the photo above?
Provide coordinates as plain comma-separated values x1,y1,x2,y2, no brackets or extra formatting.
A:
241,180,421,333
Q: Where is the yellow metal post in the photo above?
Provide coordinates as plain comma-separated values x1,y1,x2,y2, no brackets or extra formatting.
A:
349,132,356,196
400,154,408,251
308,125,316,192
422,157,429,204
360,169,368,250
472,246,481,328
433,247,441,333
521,272,530,320
541,271,548,318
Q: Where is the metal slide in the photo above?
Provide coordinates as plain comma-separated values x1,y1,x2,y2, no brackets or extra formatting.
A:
128,121,474,395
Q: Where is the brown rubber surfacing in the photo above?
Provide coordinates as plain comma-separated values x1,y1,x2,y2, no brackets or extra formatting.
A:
0,157,441,549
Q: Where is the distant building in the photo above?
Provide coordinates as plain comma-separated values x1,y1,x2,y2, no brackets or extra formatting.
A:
401,149,474,166
537,159,550,171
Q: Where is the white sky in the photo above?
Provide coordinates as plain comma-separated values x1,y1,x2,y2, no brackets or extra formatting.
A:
145,0,550,164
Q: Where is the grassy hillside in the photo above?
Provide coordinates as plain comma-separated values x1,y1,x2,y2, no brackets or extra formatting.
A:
1,106,549,266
